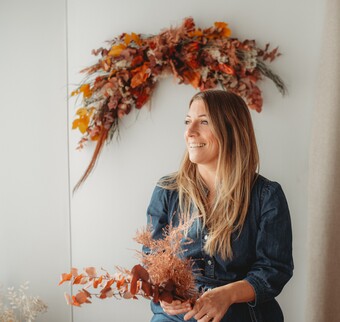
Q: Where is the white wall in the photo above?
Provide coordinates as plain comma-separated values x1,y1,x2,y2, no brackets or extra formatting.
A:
0,0,325,321
0,0,71,321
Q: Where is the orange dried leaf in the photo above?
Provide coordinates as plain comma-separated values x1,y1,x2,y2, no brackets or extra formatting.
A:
99,293,107,299
93,276,103,288
108,43,126,57
75,291,91,305
71,295,81,307
125,32,142,46
188,29,203,37
218,63,235,75
123,291,134,299
76,108,88,116
72,116,89,134
116,277,125,289
85,267,97,278
131,32,142,46
214,21,232,37
182,69,201,89
131,64,150,88
79,84,92,98
73,274,84,285
82,288,92,298
100,279,115,295
59,273,72,285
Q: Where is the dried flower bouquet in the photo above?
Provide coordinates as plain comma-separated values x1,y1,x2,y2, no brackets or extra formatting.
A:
60,223,199,307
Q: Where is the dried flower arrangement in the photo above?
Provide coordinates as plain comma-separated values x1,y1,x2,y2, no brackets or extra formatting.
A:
71,17,286,191
59,223,199,307
0,282,48,322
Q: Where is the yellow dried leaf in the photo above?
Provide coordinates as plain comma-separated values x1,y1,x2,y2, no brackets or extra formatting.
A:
79,84,92,98
108,43,126,57
214,22,232,37
76,108,88,116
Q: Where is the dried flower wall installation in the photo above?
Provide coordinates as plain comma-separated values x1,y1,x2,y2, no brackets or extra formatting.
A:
71,17,286,190
59,222,199,307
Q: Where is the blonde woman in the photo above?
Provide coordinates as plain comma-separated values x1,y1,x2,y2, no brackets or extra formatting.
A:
147,90,293,322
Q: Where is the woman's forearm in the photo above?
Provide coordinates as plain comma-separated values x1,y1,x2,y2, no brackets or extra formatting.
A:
220,280,255,304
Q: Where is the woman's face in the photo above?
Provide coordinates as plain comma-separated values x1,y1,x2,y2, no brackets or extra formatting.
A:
185,99,219,171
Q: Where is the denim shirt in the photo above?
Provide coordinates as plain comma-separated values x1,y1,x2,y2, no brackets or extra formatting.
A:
146,174,294,322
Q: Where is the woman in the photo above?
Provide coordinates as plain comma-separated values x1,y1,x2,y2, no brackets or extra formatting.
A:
146,90,293,322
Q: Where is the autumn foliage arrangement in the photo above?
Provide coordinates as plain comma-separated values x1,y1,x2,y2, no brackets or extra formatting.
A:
59,222,199,307
71,17,286,191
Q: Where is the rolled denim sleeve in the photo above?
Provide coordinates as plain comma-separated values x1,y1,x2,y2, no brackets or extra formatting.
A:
244,182,294,306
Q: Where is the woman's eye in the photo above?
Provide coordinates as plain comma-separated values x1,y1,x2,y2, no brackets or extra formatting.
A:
184,120,190,125
201,120,208,125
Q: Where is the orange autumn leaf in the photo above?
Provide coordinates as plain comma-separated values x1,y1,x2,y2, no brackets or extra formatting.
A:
75,291,91,305
93,276,103,288
71,268,79,277
82,288,92,298
76,107,88,116
71,297,81,306
131,55,144,67
218,63,235,75
116,277,125,289
214,22,232,37
99,279,115,299
131,63,150,88
182,69,201,89
101,279,115,294
73,274,83,285
72,116,89,134
89,133,100,141
71,84,92,98
85,267,97,278
59,273,72,285
108,43,126,57
101,57,112,71
188,29,203,37
72,107,96,134
125,32,142,46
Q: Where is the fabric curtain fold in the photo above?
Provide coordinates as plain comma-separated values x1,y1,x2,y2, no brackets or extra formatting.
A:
306,0,340,321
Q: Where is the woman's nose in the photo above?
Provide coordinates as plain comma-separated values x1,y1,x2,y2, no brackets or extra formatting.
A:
186,123,198,137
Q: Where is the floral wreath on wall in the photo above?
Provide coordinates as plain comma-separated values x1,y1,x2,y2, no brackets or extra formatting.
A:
71,17,286,191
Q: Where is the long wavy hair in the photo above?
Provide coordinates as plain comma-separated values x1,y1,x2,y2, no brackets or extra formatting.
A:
161,90,259,260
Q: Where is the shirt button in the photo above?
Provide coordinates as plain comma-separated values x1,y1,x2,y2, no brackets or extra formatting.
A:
204,235,208,240
207,260,212,265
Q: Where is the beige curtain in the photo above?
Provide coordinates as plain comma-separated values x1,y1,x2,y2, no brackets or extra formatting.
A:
306,0,340,321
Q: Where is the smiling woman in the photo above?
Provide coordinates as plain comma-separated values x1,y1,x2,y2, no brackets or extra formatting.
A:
145,90,293,322
185,99,219,174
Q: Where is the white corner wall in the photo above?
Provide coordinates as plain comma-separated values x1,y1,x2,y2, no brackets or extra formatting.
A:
0,0,71,321
0,0,325,321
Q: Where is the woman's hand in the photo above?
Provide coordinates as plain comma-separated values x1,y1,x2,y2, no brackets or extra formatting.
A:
183,281,255,322
160,299,192,316
183,287,232,322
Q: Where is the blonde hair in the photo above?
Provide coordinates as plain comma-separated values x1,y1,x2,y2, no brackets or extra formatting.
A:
161,90,259,260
